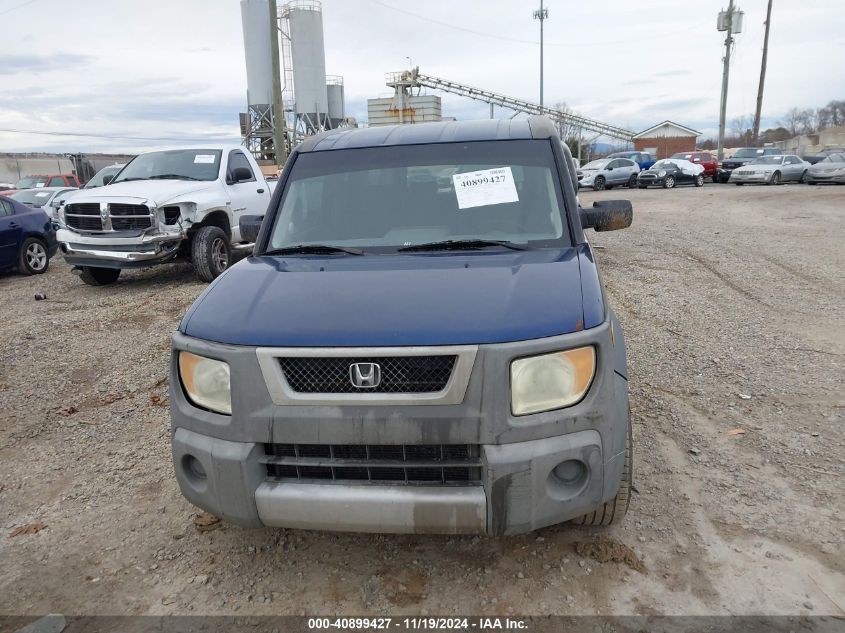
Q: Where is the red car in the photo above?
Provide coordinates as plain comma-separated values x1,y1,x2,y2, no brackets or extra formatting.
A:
0,174,81,196
670,151,718,180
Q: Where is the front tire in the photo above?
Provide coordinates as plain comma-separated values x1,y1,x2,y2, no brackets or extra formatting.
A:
695,174,705,187
663,175,676,189
573,419,632,527
799,170,807,183
80,266,120,286
191,225,231,283
769,171,781,185
593,176,606,191
19,237,49,275
627,174,638,188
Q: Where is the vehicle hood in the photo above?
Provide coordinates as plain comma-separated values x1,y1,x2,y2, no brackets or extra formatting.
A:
181,248,591,346
744,163,778,171
63,179,216,206
809,162,845,173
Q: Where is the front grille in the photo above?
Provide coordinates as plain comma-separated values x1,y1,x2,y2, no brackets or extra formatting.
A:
279,356,456,394
63,202,151,232
262,443,482,485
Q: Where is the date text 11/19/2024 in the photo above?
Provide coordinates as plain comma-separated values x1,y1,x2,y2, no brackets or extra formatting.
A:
307,617,528,630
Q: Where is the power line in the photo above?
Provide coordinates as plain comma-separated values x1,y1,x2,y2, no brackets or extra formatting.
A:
0,0,40,16
0,128,236,143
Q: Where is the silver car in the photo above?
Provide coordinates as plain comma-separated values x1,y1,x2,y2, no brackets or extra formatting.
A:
577,157,639,191
730,154,810,185
804,153,845,184
7,187,78,219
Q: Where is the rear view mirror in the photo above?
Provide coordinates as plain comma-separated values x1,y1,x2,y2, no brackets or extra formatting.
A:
239,214,264,244
581,200,633,232
102,174,114,185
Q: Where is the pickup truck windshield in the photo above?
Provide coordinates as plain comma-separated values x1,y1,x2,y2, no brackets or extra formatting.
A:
733,149,766,158
112,149,221,183
268,140,570,252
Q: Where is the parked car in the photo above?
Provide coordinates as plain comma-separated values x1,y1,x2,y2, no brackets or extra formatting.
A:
170,117,635,535
0,174,81,195
577,157,640,190
716,147,780,183
607,150,656,170
802,148,845,165
0,195,58,275
804,152,845,184
730,154,810,185
670,151,718,180
8,187,78,219
57,147,272,285
637,159,705,189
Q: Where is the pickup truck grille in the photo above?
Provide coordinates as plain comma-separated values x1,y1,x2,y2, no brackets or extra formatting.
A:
279,356,456,394
262,443,482,485
64,202,153,232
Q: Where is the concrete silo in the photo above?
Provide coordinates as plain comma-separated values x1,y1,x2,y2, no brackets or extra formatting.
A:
282,0,330,133
326,75,345,128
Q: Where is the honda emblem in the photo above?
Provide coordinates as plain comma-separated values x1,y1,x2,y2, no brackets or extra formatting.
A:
349,362,381,388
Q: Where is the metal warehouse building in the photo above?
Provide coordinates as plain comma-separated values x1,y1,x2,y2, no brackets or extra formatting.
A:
633,121,701,158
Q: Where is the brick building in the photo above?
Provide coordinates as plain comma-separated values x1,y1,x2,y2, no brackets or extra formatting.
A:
633,121,701,158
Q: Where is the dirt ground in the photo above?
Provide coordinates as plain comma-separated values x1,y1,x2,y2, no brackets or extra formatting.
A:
1,184,843,617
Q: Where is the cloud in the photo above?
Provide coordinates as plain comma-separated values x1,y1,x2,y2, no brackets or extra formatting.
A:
0,53,92,75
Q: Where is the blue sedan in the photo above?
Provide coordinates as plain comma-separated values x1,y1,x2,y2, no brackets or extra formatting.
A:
0,196,58,275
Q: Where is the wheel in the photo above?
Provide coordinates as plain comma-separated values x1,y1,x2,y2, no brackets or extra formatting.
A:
19,237,49,275
799,170,807,183
663,175,676,189
573,418,632,527
695,174,705,187
191,225,231,282
769,171,781,185
593,176,606,191
79,266,120,286
627,174,638,188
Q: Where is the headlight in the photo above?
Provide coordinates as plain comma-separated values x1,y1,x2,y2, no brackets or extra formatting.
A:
179,351,231,414
658,170,666,177
510,347,596,416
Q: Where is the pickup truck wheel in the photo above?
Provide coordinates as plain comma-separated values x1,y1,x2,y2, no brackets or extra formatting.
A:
19,238,49,275
573,418,632,527
79,266,120,286
192,225,230,282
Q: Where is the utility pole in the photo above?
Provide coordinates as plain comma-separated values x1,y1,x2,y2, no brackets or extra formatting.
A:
752,0,773,146
533,1,548,106
269,0,288,167
717,0,738,161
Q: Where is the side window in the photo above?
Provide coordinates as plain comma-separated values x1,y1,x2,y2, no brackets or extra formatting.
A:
47,177,65,187
0,199,11,216
228,151,255,183
607,160,621,169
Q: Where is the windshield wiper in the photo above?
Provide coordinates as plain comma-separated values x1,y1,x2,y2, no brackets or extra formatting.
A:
147,174,202,181
398,239,527,252
263,244,364,256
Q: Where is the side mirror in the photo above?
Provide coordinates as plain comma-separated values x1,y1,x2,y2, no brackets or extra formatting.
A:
581,200,633,232
231,167,253,183
102,174,114,185
606,166,614,170
239,214,264,244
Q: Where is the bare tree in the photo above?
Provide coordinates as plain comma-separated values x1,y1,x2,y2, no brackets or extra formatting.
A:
551,101,581,143
730,114,753,145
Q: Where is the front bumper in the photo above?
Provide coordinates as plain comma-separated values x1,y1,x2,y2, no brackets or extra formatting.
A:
806,172,845,184
57,227,183,269
730,171,770,183
636,176,663,187
170,320,630,536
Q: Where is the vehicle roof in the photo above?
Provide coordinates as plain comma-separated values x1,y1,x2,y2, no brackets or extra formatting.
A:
297,117,557,153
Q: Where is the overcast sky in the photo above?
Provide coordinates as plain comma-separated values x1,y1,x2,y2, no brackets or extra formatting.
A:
0,0,842,153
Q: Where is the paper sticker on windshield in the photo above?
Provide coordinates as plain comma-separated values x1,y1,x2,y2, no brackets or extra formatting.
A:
35,183,46,188
452,167,519,210
193,154,216,164
35,192,50,197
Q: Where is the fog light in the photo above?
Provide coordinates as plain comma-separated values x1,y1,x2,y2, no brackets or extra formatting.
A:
183,454,206,481
553,460,586,485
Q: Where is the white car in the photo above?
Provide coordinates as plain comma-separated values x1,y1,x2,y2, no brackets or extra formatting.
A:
577,157,640,191
8,187,78,219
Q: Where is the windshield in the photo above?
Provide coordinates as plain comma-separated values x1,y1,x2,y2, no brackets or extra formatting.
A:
15,176,47,189
733,149,765,158
10,189,54,205
819,153,845,163
112,150,221,183
750,156,783,165
267,140,569,252
671,153,694,160
652,160,677,170
85,165,124,188
582,159,609,170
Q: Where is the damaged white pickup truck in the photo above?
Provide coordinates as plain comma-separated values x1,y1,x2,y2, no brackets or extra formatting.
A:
56,147,272,285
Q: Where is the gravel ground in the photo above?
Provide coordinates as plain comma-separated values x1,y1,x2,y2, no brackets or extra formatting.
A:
1,184,843,617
